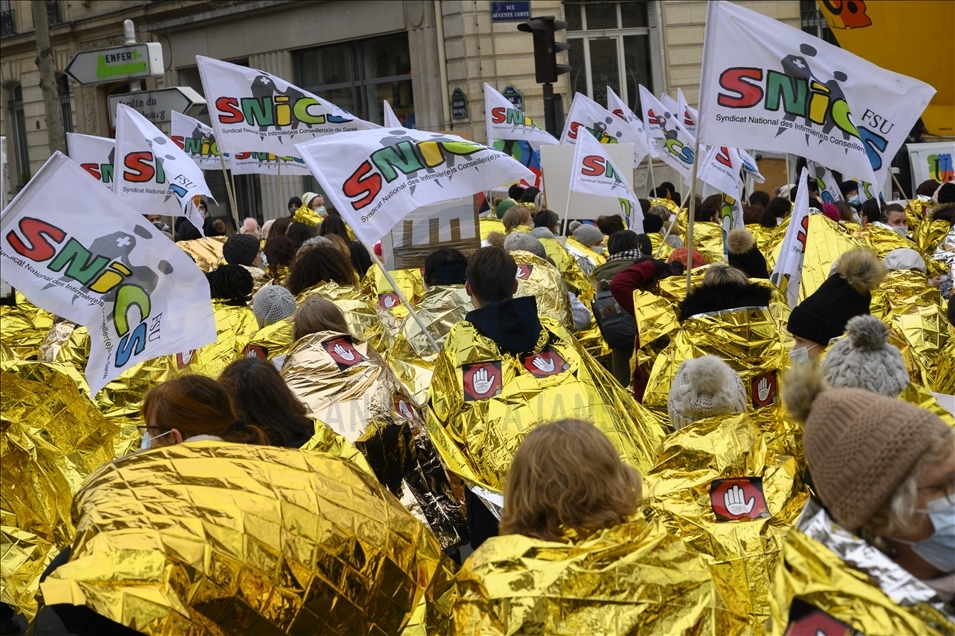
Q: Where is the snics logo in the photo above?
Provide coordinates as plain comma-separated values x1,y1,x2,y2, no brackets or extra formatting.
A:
6,219,158,368
567,116,620,144
580,156,624,184
490,107,542,131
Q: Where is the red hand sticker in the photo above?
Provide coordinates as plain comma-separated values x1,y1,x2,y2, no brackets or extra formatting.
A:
176,350,195,369
710,477,770,522
784,603,854,636
323,337,366,371
462,361,503,401
751,371,778,408
515,264,533,280
522,348,569,378
244,344,268,360
378,292,400,309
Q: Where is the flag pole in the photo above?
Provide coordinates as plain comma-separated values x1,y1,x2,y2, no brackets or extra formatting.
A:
647,155,657,194
655,208,676,258
684,137,702,295
276,160,283,219
891,172,911,204
365,246,441,354
219,153,240,230
561,188,573,236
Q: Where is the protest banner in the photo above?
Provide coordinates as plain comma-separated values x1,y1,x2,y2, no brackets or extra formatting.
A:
170,111,223,170
485,83,557,149
568,130,642,232
639,85,697,184
697,0,935,190
771,166,811,307
677,88,698,137
67,132,115,188
0,152,216,394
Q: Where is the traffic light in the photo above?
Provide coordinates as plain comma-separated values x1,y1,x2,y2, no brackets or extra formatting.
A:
517,16,571,85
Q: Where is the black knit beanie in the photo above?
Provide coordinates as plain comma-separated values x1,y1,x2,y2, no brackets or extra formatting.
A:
223,234,261,266
726,227,769,279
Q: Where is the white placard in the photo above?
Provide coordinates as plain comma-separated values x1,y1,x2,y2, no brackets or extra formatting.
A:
540,144,634,225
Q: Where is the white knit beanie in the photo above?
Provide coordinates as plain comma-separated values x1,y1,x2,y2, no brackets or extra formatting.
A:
252,285,296,328
882,248,926,273
668,356,747,429
821,315,909,397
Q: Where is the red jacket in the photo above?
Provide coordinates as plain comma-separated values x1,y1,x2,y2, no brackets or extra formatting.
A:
609,259,658,402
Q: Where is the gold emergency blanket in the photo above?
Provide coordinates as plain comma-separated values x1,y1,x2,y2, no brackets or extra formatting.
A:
360,265,426,322
39,442,458,635
510,251,573,330
450,515,751,635
915,216,952,261
296,282,389,350
563,236,607,275
871,269,950,391
650,197,679,215
426,317,667,492
175,236,226,272
1,363,120,620
772,214,865,302
644,414,808,628
0,293,54,359
768,500,955,635
675,214,725,265
854,224,947,278
537,236,591,297
281,331,467,548
750,223,785,272
385,285,473,407
292,204,321,225
643,303,794,439
173,302,259,379
242,317,294,364
933,337,955,397
479,217,505,240
39,322,168,458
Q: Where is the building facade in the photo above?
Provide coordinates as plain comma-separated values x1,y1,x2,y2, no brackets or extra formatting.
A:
1,0,799,220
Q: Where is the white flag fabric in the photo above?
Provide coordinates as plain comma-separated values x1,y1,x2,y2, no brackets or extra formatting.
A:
738,148,765,183
697,1,934,190
67,132,114,188
114,104,213,229
638,85,697,184
698,145,744,201
771,166,811,307
676,88,698,137
383,100,403,129
229,151,312,176
569,130,643,231
484,83,557,149
170,111,223,170
807,160,843,204
702,182,745,248
560,92,638,147
197,55,379,158
295,129,534,246
661,93,680,119
599,86,652,166
0,152,216,393
606,86,657,159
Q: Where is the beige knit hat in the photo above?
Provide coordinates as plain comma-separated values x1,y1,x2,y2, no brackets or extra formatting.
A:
668,356,747,429
782,364,949,531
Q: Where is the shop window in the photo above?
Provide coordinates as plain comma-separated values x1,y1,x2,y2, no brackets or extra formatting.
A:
57,74,73,133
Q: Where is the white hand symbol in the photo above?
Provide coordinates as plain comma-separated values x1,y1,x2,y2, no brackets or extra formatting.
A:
815,630,827,636
471,367,496,395
333,343,355,361
532,356,555,373
398,400,413,419
724,485,755,516
517,266,528,279
383,294,397,308
757,377,771,402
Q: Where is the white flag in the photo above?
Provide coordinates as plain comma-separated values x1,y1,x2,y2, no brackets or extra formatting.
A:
738,148,765,183
606,86,657,159
771,166,811,307
114,104,213,229
484,83,557,149
560,92,639,147
697,1,934,190
676,88,698,137
638,85,697,184
0,152,216,394
661,93,680,119
699,145,744,201
67,132,114,188
383,100,403,129
295,129,534,246
197,55,379,158
569,130,643,231
170,111,223,170
806,160,843,204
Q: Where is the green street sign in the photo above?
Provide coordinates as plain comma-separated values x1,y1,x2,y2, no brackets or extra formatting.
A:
66,43,164,85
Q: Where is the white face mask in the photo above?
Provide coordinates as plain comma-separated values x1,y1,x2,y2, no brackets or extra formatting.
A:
890,224,908,236
895,496,955,573
140,429,174,450
788,343,817,365
316,206,326,216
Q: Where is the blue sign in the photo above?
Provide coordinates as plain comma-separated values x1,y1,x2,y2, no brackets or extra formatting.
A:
502,85,524,112
491,1,531,22
450,88,468,120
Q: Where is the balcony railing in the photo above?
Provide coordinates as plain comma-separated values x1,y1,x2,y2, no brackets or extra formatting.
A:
0,8,15,36
47,0,61,25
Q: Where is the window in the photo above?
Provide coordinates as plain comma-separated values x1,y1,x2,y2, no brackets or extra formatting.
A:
8,84,30,188
46,0,61,25
294,33,414,128
800,0,838,46
0,0,14,37
564,1,662,114
57,74,72,133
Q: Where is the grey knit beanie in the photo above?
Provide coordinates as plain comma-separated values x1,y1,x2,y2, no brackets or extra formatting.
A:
821,315,909,397
504,232,547,260
252,285,296,328
573,223,604,247
668,356,747,429
530,227,556,240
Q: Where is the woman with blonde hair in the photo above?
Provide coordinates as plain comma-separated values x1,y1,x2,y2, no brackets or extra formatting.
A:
450,419,748,634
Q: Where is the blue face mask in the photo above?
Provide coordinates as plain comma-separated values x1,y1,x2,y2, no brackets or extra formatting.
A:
897,496,955,573
847,195,861,208
140,429,174,450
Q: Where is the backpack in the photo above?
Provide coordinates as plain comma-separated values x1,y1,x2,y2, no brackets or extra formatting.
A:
591,286,636,350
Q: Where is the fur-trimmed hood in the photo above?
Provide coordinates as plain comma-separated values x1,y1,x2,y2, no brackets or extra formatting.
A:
679,281,773,322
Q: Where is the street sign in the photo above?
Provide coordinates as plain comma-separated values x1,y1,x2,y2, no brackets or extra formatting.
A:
451,88,469,120
108,87,205,126
491,2,530,22
502,85,524,112
65,43,164,85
